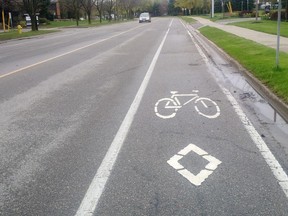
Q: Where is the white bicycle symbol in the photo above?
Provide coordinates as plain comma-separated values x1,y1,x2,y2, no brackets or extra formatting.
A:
154,90,220,119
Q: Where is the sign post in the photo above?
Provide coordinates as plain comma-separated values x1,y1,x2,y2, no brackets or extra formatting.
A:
9,12,12,29
276,0,282,68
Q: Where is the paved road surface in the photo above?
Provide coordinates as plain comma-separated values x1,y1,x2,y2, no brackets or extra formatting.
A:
1,17,288,216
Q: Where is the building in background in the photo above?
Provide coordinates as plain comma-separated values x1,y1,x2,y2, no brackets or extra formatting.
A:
50,0,61,19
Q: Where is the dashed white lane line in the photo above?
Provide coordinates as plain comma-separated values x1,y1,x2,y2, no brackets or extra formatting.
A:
181,20,288,198
74,19,174,216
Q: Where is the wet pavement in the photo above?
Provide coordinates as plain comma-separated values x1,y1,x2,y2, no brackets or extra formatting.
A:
189,16,288,124
185,23,288,157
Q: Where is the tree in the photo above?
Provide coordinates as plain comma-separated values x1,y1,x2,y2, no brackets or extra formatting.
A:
152,1,160,16
80,0,95,24
174,0,187,12
95,0,104,22
159,0,168,15
117,0,139,19
133,0,151,16
59,0,82,25
174,0,195,15
168,0,181,15
103,0,115,21
39,0,52,20
22,0,46,31
1,0,19,28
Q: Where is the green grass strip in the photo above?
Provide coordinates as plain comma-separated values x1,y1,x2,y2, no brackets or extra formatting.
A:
200,26,288,103
0,20,129,41
180,16,197,24
0,29,58,41
230,20,288,38
43,19,131,28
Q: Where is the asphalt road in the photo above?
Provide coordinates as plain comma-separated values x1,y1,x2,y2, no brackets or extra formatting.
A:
1,17,288,216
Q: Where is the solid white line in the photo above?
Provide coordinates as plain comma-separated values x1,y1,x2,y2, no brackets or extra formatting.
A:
182,20,288,198
221,87,288,197
0,25,144,79
74,19,173,216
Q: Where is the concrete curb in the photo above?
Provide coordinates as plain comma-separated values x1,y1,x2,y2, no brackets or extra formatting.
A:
189,23,288,123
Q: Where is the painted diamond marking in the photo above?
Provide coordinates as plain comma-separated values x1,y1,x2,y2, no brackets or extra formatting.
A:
167,144,222,186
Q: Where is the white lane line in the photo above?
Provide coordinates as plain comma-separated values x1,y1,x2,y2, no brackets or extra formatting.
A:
221,87,288,197
74,19,174,216
0,25,144,79
181,20,288,198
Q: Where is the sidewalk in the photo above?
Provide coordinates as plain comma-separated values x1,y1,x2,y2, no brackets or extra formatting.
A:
192,17,288,53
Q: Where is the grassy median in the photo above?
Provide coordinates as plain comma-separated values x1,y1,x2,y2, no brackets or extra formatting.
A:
181,16,197,24
199,26,288,104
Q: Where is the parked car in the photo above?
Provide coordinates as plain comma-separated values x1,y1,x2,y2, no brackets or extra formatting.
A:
139,13,151,23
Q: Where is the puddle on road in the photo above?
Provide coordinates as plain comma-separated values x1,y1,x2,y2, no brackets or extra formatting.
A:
207,60,288,146
187,26,288,149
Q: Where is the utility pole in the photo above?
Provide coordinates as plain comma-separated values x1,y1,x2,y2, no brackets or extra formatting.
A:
211,0,214,18
256,0,259,21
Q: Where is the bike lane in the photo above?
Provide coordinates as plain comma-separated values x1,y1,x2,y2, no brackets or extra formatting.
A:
94,18,288,215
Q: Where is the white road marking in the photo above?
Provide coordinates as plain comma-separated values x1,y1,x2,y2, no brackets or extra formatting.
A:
0,25,144,79
201,100,208,108
167,144,222,186
181,20,288,198
155,92,220,119
74,20,173,216
221,87,288,197
178,143,207,156
179,169,213,186
167,155,184,169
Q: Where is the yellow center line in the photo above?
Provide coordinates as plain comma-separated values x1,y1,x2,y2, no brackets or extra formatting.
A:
0,24,144,80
